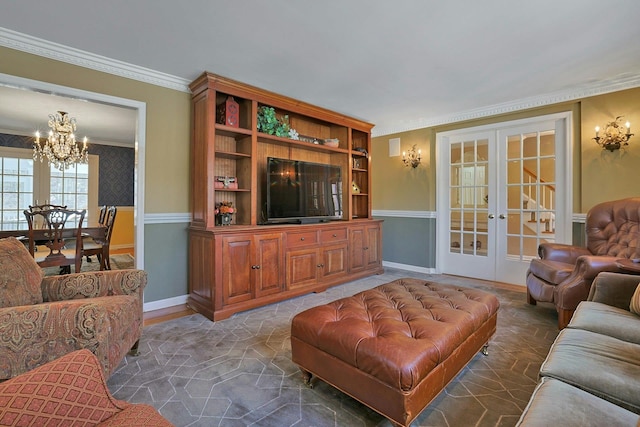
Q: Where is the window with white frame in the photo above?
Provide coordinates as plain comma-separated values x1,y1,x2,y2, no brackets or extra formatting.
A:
0,146,98,230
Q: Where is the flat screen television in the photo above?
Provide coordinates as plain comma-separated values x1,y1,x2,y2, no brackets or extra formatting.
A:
265,157,343,224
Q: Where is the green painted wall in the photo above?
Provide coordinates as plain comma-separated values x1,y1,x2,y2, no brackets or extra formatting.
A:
378,216,435,268
143,223,189,302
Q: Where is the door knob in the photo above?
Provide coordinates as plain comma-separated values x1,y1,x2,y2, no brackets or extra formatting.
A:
488,214,495,219
499,214,506,219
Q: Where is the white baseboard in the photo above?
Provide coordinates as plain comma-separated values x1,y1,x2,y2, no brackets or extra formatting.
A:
143,294,188,312
383,261,437,274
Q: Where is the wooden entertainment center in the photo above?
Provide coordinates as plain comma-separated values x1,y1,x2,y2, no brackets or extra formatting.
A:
187,72,383,321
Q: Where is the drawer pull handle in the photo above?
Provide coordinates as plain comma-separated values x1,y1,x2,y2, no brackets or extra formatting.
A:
300,237,305,241
251,265,261,269
332,234,337,237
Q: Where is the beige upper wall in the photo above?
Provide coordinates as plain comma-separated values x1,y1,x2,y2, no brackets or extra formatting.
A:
373,91,640,214
580,88,640,211
0,46,191,213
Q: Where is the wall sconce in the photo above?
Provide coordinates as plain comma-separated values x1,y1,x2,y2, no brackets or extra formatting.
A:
593,116,633,151
402,144,421,168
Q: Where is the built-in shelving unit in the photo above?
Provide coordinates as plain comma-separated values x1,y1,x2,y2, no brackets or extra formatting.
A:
188,72,382,321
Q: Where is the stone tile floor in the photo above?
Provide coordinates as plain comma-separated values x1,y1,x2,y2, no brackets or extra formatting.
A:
107,269,559,426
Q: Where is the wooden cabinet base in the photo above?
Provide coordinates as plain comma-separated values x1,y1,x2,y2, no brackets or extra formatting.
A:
188,220,383,321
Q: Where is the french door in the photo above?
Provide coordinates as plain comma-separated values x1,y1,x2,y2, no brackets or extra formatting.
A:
436,113,572,285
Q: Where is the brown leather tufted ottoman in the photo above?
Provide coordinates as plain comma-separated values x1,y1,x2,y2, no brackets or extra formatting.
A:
291,278,500,427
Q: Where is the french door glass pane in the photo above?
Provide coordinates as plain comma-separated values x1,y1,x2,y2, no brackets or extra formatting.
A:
506,130,556,260
449,138,488,256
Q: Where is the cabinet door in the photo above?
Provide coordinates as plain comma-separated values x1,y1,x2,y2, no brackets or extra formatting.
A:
254,233,284,297
220,235,254,305
320,243,347,281
349,226,366,273
365,224,382,269
286,248,320,289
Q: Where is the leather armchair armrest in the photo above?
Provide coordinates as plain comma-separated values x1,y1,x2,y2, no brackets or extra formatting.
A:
41,269,147,302
538,243,591,264
553,255,623,311
587,272,640,310
572,255,622,280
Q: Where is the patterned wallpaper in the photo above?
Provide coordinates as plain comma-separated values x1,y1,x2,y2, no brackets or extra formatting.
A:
0,133,134,206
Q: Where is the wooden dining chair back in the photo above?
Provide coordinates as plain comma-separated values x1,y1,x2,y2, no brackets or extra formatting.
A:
82,206,117,270
28,203,68,211
27,204,68,229
24,207,86,274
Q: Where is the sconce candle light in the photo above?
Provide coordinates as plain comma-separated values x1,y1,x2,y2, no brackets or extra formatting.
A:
593,116,633,151
402,144,421,168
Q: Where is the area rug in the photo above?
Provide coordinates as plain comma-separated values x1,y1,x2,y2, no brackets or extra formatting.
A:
107,269,559,427
43,253,134,275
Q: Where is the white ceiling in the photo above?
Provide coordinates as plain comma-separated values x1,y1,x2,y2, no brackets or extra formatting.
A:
1,0,640,143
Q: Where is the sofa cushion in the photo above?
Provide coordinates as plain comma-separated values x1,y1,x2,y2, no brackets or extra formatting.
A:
540,328,640,413
568,301,640,344
0,237,43,308
516,377,640,427
630,282,640,315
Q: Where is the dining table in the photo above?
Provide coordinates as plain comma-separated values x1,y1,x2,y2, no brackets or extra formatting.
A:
0,225,106,241
0,225,107,262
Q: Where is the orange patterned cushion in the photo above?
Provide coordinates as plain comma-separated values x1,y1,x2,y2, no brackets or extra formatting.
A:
0,237,44,308
0,349,127,426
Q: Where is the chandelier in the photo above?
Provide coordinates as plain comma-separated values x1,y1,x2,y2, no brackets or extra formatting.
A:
593,116,633,151
34,111,88,170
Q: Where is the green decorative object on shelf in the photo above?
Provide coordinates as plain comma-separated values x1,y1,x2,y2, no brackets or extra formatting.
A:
257,106,290,137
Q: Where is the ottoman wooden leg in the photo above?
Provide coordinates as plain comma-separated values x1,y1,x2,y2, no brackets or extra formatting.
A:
482,344,489,356
300,368,313,388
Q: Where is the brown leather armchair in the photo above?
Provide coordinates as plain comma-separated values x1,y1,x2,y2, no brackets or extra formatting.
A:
526,197,640,329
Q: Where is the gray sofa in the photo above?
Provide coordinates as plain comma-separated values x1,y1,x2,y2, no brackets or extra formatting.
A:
517,272,640,426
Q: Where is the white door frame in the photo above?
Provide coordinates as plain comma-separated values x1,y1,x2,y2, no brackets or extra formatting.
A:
0,72,147,269
436,112,573,284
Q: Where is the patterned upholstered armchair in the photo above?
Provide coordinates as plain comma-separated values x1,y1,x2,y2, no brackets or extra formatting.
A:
0,237,146,380
526,197,640,329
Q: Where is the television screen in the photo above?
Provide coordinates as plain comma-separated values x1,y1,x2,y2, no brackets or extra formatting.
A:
266,157,342,223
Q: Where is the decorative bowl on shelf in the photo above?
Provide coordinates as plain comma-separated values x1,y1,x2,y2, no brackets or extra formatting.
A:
324,138,339,147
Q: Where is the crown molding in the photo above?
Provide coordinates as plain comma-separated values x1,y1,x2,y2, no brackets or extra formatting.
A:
0,27,191,93
4,27,640,136
372,74,640,137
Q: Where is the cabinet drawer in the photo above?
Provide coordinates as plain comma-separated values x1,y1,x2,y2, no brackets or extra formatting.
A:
320,228,347,243
286,231,318,248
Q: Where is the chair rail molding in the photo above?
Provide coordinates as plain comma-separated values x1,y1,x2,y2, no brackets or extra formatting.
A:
372,209,436,219
573,213,587,224
144,213,191,224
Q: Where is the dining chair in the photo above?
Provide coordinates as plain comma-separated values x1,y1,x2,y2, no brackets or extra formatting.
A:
23,207,86,274
82,205,117,270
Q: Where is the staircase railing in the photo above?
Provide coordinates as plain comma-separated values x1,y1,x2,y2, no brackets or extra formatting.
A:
523,166,555,232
